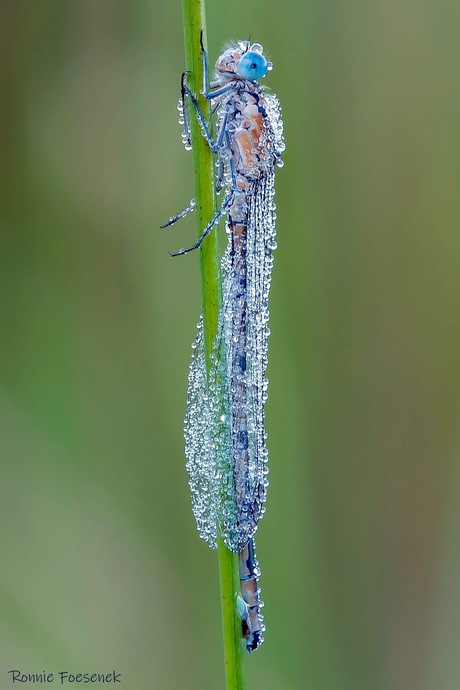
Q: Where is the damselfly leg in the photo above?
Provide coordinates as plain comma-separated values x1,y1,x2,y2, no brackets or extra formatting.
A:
160,198,196,229
167,189,233,256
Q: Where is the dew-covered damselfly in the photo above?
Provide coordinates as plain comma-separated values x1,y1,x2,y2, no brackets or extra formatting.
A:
163,36,284,652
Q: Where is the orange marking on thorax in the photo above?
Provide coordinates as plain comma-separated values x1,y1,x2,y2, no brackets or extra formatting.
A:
242,104,263,140
233,105,264,176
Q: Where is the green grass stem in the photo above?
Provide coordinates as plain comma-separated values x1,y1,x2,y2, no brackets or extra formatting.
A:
180,2,246,688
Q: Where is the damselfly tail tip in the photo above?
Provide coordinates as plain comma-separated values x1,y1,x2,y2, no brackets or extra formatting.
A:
246,629,263,653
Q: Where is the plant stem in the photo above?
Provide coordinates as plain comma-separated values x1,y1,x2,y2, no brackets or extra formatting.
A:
218,538,246,690
180,2,246,688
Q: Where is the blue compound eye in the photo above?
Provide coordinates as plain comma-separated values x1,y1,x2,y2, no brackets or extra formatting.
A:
237,52,269,80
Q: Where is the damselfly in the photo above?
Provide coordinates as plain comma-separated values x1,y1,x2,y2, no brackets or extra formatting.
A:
163,35,284,652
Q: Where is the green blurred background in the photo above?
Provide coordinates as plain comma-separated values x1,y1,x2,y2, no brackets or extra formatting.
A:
1,1,459,689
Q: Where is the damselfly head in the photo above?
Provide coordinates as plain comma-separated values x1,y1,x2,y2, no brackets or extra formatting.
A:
215,42,273,82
